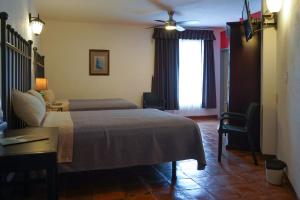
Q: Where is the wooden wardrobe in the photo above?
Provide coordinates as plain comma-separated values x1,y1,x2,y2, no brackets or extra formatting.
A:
226,22,261,151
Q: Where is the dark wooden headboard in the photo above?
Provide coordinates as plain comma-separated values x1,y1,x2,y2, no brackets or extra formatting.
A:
33,47,45,78
0,12,32,129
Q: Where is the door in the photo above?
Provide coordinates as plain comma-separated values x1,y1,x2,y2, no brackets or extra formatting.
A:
220,48,230,115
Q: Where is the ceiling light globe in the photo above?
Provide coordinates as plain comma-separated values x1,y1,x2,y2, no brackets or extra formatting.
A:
165,25,176,31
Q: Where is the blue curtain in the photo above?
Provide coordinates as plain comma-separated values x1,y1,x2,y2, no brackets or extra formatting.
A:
152,38,179,110
202,40,216,108
152,29,216,110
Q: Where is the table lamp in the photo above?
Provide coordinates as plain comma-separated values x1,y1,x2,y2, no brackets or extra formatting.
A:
35,78,48,93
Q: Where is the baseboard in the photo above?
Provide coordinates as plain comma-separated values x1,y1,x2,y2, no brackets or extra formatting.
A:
186,115,218,120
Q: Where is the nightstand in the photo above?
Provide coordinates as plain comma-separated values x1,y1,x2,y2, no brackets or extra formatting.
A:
0,127,59,200
47,104,63,112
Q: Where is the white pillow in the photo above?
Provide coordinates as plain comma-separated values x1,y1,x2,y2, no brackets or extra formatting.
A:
27,89,46,106
44,89,56,104
12,90,46,126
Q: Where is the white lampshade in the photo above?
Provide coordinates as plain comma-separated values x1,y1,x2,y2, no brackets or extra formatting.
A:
31,20,44,35
266,0,283,13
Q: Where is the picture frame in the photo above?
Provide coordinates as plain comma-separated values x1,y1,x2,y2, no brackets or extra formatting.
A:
89,49,110,75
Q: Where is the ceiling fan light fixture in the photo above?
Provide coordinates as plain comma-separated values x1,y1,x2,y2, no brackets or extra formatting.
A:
165,25,177,30
176,26,185,32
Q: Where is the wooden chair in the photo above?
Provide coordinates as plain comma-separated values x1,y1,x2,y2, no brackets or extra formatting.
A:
218,103,259,165
143,92,165,111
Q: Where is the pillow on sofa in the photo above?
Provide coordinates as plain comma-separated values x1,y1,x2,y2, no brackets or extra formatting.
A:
44,89,56,104
12,90,46,126
27,89,46,106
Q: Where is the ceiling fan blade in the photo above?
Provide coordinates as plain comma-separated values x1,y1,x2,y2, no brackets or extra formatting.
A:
146,25,164,29
177,20,201,26
148,0,173,12
155,20,166,23
176,25,185,32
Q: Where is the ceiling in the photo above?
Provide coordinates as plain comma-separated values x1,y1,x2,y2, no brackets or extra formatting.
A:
34,0,261,28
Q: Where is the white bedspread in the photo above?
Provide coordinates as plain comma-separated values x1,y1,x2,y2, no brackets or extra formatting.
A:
42,112,74,163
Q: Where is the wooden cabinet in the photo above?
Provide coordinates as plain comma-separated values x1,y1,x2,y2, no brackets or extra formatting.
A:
226,22,261,151
0,127,59,200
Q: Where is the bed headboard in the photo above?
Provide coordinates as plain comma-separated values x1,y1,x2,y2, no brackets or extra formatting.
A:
33,47,45,78
0,12,33,129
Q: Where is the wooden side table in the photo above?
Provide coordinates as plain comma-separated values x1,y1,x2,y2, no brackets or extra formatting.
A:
0,127,59,200
47,104,63,112
46,103,64,112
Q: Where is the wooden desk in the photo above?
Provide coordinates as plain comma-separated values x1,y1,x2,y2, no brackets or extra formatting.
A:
0,127,59,200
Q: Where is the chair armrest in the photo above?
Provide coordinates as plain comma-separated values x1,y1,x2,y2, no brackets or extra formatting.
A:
219,116,247,129
221,112,247,118
143,100,148,108
220,116,247,122
160,99,165,106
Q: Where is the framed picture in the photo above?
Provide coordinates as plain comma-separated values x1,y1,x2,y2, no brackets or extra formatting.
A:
89,49,110,75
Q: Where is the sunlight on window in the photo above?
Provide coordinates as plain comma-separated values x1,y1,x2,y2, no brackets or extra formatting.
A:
179,39,204,111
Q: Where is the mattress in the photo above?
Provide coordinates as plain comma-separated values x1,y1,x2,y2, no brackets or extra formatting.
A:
42,109,206,173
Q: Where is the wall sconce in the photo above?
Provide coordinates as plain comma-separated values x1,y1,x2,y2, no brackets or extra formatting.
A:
29,13,45,35
266,0,283,13
262,0,283,27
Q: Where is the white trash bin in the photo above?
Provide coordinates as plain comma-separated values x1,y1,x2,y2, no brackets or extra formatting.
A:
265,159,286,185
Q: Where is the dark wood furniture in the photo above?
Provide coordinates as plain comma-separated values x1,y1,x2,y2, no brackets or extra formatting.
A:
218,103,259,165
0,127,59,200
226,22,261,151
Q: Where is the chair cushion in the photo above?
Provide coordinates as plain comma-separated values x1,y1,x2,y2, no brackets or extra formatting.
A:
222,124,247,133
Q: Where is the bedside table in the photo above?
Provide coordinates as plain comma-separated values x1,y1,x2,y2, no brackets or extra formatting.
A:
47,104,63,112
0,127,59,200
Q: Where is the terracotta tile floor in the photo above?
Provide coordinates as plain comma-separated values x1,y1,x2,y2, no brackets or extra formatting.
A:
11,120,298,199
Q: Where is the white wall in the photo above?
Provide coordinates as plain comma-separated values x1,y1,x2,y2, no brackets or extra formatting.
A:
276,0,300,197
0,0,38,100
260,1,278,154
0,0,37,43
214,29,222,117
40,20,154,107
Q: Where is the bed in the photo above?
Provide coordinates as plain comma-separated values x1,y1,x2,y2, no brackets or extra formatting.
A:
42,109,206,173
44,94,138,111
1,12,206,180
11,89,206,176
66,98,138,111
33,48,138,111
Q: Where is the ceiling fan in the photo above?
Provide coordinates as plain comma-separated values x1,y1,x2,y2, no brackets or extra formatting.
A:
147,0,201,32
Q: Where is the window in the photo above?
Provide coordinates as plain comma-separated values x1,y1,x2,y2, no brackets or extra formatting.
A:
179,39,204,111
